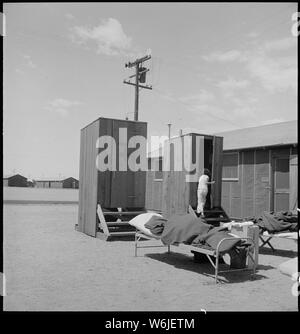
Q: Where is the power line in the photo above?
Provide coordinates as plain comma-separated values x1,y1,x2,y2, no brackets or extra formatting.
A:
152,87,240,128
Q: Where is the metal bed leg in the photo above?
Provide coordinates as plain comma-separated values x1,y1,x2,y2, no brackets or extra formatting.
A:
252,242,257,274
215,252,219,284
214,237,256,283
134,233,138,257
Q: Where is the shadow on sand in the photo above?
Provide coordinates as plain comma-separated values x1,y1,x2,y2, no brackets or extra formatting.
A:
145,251,272,284
259,247,297,258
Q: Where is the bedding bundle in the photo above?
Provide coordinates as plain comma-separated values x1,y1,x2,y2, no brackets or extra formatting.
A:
248,211,298,233
132,213,244,253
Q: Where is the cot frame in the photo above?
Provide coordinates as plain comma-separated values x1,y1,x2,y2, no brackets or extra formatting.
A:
259,232,298,252
134,231,257,283
259,235,275,251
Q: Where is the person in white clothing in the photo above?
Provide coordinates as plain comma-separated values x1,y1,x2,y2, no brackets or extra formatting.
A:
197,169,215,216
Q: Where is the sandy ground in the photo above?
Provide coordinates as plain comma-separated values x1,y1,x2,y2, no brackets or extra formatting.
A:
4,204,298,311
3,187,78,203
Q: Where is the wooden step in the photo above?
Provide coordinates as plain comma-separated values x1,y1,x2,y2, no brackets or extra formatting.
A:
203,210,226,214
107,231,136,236
204,217,231,223
190,208,228,215
106,221,133,227
96,231,136,241
204,215,230,220
106,226,136,232
98,222,135,234
103,211,146,216
190,210,229,220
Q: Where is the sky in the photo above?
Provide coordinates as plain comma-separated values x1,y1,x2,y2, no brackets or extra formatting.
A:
3,2,298,179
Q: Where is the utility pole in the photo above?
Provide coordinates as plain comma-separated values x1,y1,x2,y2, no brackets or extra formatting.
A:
167,123,172,139
123,54,152,121
134,62,139,121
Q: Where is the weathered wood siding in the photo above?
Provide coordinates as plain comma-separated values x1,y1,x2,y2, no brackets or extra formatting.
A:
78,117,147,237
146,134,223,217
78,119,99,237
289,154,298,210
145,170,163,212
222,145,297,218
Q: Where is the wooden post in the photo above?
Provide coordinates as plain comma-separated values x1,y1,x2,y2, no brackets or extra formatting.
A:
211,136,223,208
167,123,171,139
247,225,259,270
124,55,152,121
134,64,139,121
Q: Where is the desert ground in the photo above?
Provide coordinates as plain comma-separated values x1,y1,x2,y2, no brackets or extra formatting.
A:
3,187,79,203
3,200,298,311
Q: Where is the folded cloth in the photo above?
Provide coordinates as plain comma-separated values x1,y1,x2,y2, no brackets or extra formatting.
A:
192,226,241,253
250,211,298,233
160,213,211,245
145,215,167,236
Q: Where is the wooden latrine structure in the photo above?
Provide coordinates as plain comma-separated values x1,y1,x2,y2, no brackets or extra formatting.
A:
146,133,230,224
77,117,147,239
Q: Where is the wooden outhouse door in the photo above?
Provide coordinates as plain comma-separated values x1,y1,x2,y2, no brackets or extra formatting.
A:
109,119,147,208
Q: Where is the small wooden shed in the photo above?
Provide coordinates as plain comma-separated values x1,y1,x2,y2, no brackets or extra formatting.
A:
146,132,229,223
3,174,28,187
62,177,79,189
77,117,147,238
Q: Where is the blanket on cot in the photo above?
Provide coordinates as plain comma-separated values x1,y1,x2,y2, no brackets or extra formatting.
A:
145,213,241,253
248,211,298,233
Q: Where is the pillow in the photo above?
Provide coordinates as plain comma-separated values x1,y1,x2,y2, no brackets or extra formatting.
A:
128,212,162,238
278,258,297,278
